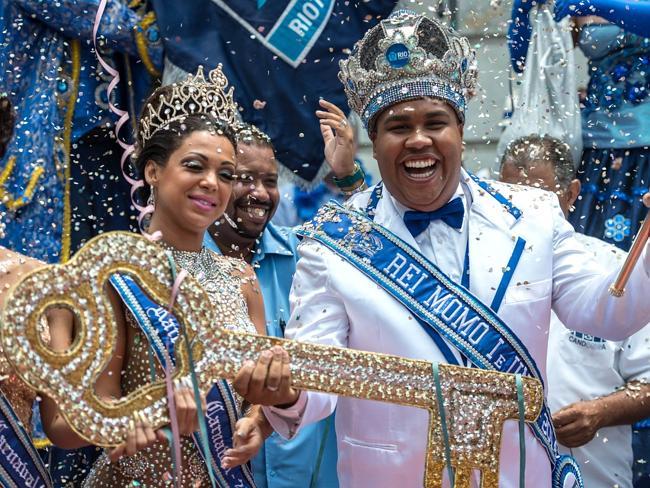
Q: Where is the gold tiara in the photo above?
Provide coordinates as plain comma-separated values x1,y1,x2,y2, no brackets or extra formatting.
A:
137,65,239,147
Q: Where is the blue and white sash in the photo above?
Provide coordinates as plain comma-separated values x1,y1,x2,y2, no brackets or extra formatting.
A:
0,391,52,488
109,273,256,488
299,200,582,487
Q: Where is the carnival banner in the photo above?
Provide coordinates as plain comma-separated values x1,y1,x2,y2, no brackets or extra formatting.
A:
151,0,398,185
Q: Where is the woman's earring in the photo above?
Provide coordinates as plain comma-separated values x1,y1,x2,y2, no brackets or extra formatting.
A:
147,189,155,208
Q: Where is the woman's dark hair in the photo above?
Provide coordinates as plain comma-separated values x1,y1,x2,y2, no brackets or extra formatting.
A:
132,84,238,204
0,95,15,159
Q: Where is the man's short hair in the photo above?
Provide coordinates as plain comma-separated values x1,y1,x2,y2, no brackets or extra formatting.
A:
500,135,575,189
236,123,274,152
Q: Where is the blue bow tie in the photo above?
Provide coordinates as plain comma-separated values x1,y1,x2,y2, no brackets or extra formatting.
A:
403,197,465,237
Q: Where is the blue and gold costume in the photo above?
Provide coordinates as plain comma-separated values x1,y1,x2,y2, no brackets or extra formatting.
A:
0,2,162,484
0,0,162,263
569,24,650,250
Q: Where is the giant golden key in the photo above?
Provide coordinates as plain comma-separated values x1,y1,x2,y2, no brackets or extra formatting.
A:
1,232,543,487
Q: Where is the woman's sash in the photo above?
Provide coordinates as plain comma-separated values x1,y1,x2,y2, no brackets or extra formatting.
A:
109,273,256,488
0,391,52,488
298,201,579,481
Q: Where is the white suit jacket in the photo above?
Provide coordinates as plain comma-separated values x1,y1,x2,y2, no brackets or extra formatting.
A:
264,173,650,487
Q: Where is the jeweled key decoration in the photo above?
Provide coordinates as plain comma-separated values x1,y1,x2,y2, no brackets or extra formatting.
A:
0,232,216,447
1,232,543,487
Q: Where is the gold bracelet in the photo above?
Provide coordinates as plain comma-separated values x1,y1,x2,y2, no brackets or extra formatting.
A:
333,162,364,189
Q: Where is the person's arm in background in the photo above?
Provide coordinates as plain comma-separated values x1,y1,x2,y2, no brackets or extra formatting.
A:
316,99,370,198
14,0,162,73
555,321,650,447
555,0,650,37
41,286,203,460
39,305,121,450
553,382,650,447
508,0,547,72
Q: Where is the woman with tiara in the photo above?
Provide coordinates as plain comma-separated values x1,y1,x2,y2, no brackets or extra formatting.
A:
37,66,270,487
3,89,172,487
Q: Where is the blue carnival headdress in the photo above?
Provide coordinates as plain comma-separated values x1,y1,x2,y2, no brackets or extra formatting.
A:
339,10,478,130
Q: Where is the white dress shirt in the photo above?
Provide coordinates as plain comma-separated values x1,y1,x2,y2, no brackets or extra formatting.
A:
389,184,469,285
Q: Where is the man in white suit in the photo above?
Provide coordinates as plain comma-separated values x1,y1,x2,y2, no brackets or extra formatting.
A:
232,10,650,487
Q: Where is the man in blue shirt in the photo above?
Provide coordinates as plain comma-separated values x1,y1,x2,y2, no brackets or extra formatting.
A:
204,121,348,487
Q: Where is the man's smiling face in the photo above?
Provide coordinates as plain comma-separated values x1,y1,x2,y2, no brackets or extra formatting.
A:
226,143,279,239
371,97,464,212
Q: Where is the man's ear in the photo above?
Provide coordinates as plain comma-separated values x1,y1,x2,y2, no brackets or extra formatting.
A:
144,160,158,188
369,130,377,158
565,178,581,210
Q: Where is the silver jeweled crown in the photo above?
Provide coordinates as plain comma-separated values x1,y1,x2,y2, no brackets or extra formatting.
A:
339,10,478,129
137,65,239,147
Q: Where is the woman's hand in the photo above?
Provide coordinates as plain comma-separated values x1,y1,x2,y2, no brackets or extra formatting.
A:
221,413,268,469
232,346,300,407
108,414,167,463
173,380,204,436
108,384,205,463
316,99,357,179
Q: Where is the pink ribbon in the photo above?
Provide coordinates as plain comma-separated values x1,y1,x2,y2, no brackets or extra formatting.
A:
168,269,189,313
92,0,153,232
164,267,190,486
92,3,181,485
163,359,183,487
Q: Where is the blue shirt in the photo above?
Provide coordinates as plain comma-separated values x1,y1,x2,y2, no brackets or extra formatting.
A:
204,223,338,488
